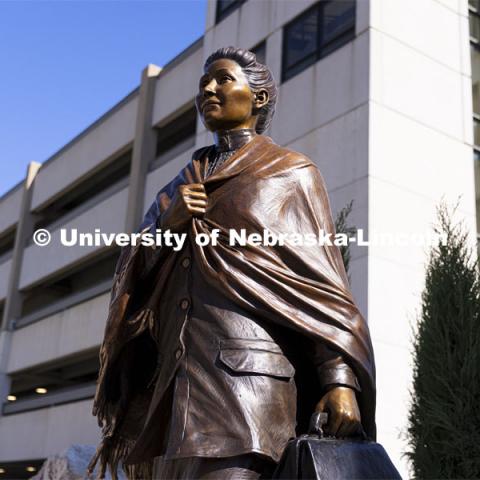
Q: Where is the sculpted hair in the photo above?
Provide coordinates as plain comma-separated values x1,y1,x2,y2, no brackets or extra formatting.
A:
204,46,278,134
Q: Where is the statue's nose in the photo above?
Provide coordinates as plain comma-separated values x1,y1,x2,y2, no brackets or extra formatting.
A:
202,79,216,97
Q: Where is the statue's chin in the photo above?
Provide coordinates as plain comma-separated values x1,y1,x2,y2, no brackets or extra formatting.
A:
202,115,223,132
203,114,252,133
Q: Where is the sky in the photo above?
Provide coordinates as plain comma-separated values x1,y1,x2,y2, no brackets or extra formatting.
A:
0,0,207,197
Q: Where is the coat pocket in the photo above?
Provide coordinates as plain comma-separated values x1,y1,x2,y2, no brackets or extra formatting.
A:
218,339,296,379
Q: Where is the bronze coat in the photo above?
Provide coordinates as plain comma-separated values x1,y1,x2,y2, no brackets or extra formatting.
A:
90,134,376,478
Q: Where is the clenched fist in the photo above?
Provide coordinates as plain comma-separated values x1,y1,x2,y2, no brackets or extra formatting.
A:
315,386,363,438
161,183,208,232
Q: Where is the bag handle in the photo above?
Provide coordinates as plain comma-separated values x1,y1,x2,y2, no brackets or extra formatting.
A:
308,412,368,440
308,412,328,437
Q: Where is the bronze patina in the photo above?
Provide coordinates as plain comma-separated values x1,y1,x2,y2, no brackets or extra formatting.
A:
88,47,376,480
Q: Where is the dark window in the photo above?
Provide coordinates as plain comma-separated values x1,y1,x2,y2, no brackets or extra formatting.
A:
216,0,246,23
0,460,45,479
474,115,480,149
322,0,356,55
283,6,319,81
8,354,100,401
470,4,480,147
19,248,119,324
470,10,480,43
3,353,104,419
33,149,131,232
470,0,480,45
472,46,480,117
282,1,356,83
0,302,4,330
251,40,267,65
0,229,15,260
474,148,480,237
155,107,197,159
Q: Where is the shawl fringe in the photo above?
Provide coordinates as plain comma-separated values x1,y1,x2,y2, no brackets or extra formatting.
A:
86,434,153,479
89,307,157,479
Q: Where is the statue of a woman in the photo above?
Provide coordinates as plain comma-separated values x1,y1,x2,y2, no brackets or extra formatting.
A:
88,47,376,480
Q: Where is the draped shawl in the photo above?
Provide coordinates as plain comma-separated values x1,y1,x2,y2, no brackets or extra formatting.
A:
88,134,376,479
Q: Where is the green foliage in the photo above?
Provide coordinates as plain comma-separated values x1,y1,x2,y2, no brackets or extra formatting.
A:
406,204,480,478
334,200,355,277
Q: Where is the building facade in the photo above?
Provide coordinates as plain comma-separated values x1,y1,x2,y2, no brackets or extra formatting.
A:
0,0,477,478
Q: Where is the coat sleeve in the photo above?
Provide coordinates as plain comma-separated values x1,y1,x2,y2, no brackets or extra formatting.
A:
307,340,361,392
276,158,372,395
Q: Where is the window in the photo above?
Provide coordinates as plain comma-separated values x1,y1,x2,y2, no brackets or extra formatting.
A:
282,1,356,82
472,46,480,118
474,148,480,235
216,0,246,24
33,149,131,232
251,41,266,65
0,228,15,262
322,1,356,55
470,0,480,46
0,460,45,480
18,248,119,326
3,353,101,416
470,3,480,148
8,354,99,401
475,116,480,149
470,10,480,43
472,46,480,148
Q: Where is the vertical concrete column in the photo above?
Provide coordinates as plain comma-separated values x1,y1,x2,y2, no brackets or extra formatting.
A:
125,64,162,233
0,161,41,411
196,0,219,150
367,1,474,476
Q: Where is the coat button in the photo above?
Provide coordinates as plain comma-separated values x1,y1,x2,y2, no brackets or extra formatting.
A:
175,348,182,360
181,257,191,268
180,299,189,310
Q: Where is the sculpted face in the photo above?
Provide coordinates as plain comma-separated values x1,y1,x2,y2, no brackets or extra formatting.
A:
195,58,267,132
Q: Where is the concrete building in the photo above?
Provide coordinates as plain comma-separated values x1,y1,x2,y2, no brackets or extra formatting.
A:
0,0,477,478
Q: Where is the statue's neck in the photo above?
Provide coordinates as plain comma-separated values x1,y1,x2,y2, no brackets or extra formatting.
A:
213,128,256,153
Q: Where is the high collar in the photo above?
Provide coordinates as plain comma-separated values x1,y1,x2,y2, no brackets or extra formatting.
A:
213,128,257,153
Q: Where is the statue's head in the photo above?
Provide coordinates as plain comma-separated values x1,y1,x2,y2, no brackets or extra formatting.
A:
195,46,278,134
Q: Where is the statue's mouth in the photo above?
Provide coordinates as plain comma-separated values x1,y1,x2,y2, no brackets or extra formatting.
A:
202,101,221,111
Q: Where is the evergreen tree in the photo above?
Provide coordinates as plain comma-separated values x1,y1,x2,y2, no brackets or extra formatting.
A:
406,204,480,478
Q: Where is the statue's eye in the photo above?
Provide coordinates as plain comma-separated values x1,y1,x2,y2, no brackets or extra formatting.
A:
220,75,233,83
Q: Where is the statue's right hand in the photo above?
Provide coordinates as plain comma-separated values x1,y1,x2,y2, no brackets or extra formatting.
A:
161,183,208,232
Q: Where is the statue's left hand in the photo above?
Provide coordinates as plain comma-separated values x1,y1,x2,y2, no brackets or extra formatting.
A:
315,386,363,438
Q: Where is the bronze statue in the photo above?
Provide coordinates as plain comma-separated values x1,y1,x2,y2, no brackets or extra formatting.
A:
88,47,376,480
